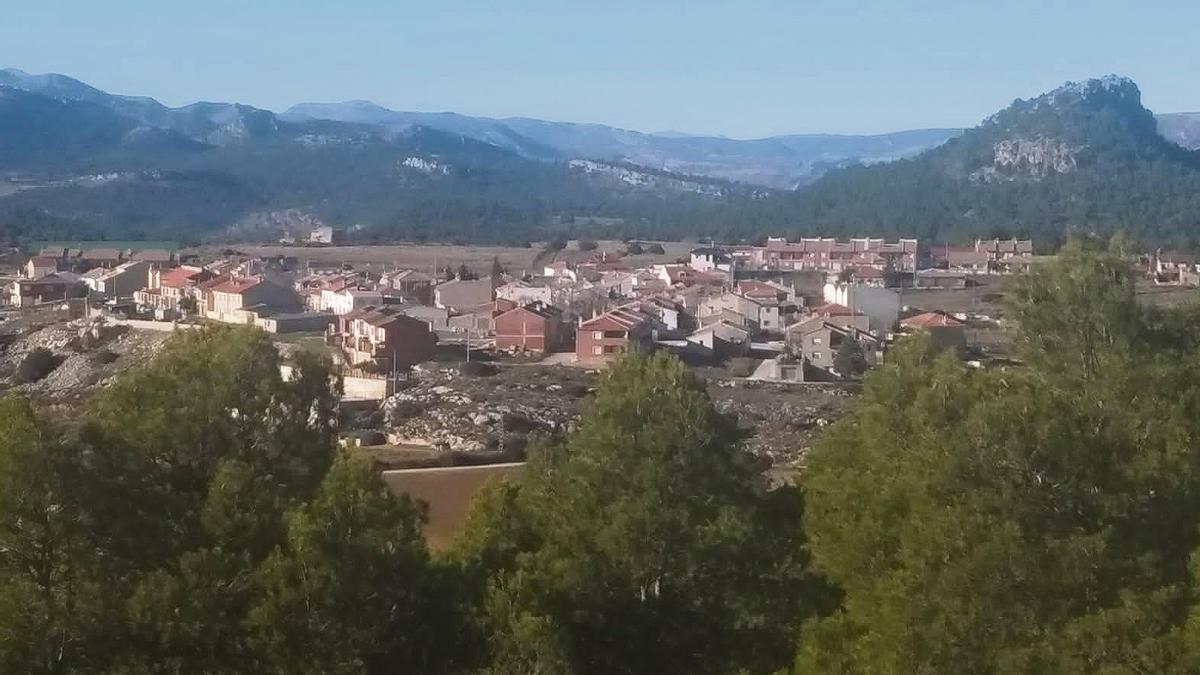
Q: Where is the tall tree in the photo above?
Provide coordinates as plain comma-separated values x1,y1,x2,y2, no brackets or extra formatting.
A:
454,353,829,674
0,399,106,674
832,335,867,378
0,326,467,673
248,452,461,674
798,242,1200,673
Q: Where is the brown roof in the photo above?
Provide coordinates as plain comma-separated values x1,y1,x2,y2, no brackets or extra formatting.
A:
499,302,563,321
160,266,212,289
901,311,967,328
810,302,856,317
579,305,653,331
345,306,429,330
208,277,262,295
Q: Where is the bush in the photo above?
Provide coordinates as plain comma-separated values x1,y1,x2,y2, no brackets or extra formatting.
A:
15,347,59,383
625,242,644,255
91,349,119,365
646,243,665,255
462,361,498,377
727,357,758,378
577,239,598,252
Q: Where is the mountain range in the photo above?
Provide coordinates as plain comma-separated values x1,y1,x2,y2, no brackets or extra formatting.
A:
3,68,1200,245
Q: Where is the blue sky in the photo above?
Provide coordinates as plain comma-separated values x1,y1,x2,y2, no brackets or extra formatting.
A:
2,0,1197,138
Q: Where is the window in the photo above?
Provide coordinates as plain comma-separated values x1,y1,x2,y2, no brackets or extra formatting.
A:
593,345,603,355
812,352,822,360
811,337,822,345
593,331,603,339
603,330,626,338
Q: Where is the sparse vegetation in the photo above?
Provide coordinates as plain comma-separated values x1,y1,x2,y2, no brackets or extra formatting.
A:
461,360,498,377
14,347,58,383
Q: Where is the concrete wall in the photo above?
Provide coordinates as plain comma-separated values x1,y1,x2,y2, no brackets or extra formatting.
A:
280,363,391,401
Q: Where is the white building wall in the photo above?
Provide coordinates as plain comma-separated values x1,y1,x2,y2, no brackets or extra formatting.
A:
822,283,900,334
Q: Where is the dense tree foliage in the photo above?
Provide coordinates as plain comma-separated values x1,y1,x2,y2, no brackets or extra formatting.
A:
798,239,1200,673
12,246,1200,672
0,326,460,674
451,353,831,674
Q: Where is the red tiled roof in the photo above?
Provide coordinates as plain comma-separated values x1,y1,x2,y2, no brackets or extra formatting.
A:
159,266,208,288
811,302,856,316
579,305,653,331
208,277,262,295
498,302,563,321
901,311,967,328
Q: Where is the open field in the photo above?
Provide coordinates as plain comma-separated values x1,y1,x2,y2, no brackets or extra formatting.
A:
190,239,695,275
1135,283,1200,307
382,463,525,550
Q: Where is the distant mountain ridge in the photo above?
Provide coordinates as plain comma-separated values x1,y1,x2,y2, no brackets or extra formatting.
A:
282,100,965,188
7,67,1200,189
765,75,1200,246
4,68,1200,246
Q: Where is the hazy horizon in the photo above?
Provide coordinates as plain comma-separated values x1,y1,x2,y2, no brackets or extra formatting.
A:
3,0,1199,138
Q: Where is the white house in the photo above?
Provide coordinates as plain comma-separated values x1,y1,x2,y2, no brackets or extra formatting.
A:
325,288,384,315
83,261,151,298
689,247,733,274
822,282,900,334
496,280,553,306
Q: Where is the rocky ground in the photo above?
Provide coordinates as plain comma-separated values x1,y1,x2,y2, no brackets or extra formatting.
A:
357,363,858,469
0,310,172,404
0,310,861,468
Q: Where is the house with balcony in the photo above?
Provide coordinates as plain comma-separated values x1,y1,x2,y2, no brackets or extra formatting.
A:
331,306,437,368
83,260,151,299
381,269,435,304
494,302,564,353
576,306,655,362
201,277,299,324
6,273,81,307
134,265,215,314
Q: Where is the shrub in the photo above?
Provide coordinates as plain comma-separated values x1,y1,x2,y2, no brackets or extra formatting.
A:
462,361,498,377
577,239,598,252
646,243,665,255
727,357,758,378
91,349,119,365
15,347,59,383
625,242,644,255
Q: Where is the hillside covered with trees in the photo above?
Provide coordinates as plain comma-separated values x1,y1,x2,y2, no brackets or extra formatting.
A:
5,75,1200,247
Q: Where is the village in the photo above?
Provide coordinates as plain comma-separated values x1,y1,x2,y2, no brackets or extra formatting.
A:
0,233,1138,544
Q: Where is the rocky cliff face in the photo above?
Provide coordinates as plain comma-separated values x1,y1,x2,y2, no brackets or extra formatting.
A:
972,136,1080,181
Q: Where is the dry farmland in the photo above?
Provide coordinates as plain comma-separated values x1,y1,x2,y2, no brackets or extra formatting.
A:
192,240,695,276
381,463,525,550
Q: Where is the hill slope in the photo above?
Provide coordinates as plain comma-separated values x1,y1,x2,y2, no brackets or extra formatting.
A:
4,70,1200,246
284,100,962,188
761,76,1200,245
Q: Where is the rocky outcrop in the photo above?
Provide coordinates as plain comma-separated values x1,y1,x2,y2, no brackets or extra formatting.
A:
971,136,1080,182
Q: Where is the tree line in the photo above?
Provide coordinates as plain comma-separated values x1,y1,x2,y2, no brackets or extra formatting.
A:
6,240,1200,672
